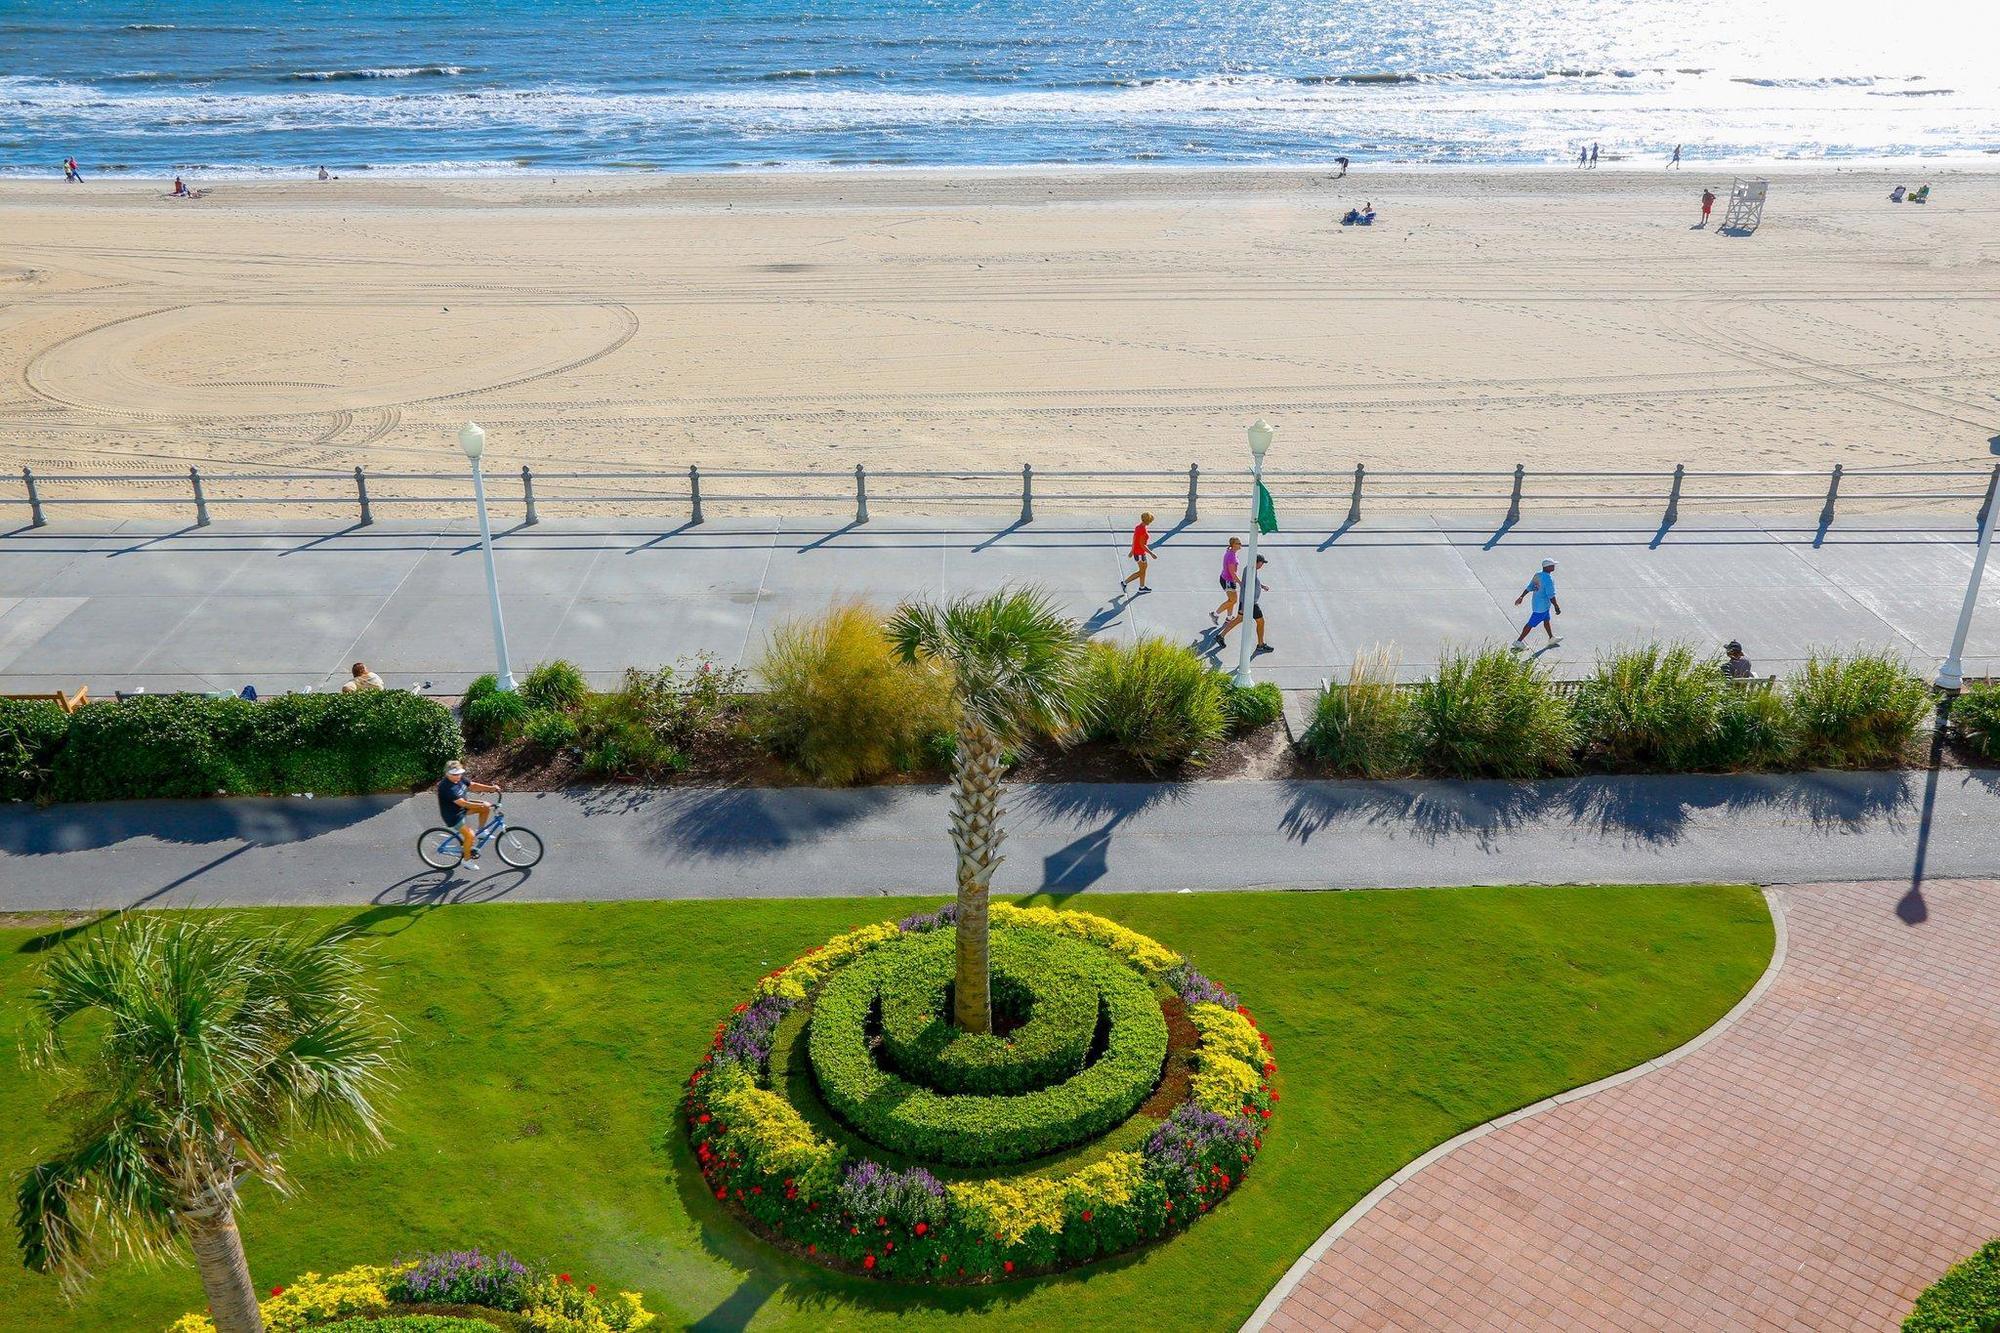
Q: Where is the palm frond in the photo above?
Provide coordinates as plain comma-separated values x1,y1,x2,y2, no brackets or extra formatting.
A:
885,587,1089,743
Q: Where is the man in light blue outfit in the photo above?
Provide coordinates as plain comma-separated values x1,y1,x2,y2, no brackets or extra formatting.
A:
1510,558,1560,650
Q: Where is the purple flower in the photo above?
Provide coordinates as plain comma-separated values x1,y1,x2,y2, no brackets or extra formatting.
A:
837,1160,947,1226
895,903,956,934
716,994,792,1072
1143,1103,1252,1193
388,1249,535,1311
1165,962,1237,1011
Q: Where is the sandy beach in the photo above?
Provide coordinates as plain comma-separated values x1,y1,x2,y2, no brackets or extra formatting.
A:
2,165,1996,513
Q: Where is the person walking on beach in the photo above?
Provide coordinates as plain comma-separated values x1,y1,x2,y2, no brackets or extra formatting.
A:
1333,156,1349,178
1211,536,1243,625
62,157,82,183
1510,559,1561,650
1589,142,1599,168
1119,511,1157,596
1699,187,1716,226
1217,555,1270,654
1577,146,1588,168
1670,144,1682,168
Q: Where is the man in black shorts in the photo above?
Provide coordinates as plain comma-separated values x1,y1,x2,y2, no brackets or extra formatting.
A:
1217,555,1271,655
436,760,500,869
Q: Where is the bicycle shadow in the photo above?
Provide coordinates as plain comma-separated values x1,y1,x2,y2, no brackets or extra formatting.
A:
329,867,533,940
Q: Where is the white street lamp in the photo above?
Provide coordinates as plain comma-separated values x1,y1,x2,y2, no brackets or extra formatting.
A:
1232,418,1275,687
459,422,516,693
1936,449,2000,691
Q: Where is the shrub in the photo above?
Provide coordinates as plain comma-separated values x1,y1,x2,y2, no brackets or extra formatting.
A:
170,1259,652,1333
1575,643,1789,772
1904,1237,2000,1333
1222,679,1283,732
318,1320,501,1333
389,1250,535,1311
1406,646,1577,779
520,659,589,714
755,601,955,783
1300,649,1412,777
808,927,1168,1166
1952,683,2000,762
463,689,532,748
522,709,579,754
1785,650,1931,768
0,698,70,801
50,693,459,801
1081,638,1229,771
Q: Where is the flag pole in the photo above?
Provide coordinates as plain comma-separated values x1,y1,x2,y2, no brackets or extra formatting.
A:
1233,419,1275,686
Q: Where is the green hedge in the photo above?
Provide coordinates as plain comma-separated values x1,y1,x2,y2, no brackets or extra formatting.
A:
45,692,460,802
0,699,71,802
1955,684,2000,763
1904,1237,2000,1333
874,928,1099,1095
808,926,1167,1166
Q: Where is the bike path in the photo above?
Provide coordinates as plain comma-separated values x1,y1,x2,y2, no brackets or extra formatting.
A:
2,769,1992,912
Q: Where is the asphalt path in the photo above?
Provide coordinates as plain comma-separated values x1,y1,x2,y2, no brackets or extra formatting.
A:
3,770,1991,913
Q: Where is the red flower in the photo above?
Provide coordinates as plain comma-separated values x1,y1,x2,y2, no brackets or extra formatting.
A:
557,1273,571,1283
588,1284,597,1294
1259,1108,1271,1119
716,1188,727,1200
733,1002,748,1013
697,1113,711,1124
751,1186,762,1195
914,1222,928,1236
851,1225,861,1235
1264,1061,1277,1074
271,1285,285,1297
864,1254,877,1270
1270,1091,1280,1103
807,1244,816,1255
1080,1210,1093,1222
876,1216,887,1227
885,1241,894,1252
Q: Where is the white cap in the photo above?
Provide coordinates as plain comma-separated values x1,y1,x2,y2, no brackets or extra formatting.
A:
1542,558,1558,569
446,762,466,776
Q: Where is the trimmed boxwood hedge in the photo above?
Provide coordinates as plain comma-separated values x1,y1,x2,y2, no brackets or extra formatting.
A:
46,691,460,802
1904,1237,2000,1333
875,928,1100,1095
0,699,71,802
808,926,1168,1167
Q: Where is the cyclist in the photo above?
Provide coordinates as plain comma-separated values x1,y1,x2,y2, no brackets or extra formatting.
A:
436,761,500,869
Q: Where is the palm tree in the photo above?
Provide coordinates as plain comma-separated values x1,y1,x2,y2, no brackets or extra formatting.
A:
887,587,1090,1034
16,916,396,1333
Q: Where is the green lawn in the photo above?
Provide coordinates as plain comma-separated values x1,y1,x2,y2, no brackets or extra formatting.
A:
0,885,1772,1332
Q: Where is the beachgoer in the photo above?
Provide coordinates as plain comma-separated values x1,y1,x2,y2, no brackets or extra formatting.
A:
1670,144,1682,169
341,661,384,693
1578,147,1588,169
1912,184,1930,203
1211,536,1243,625
1700,188,1716,225
171,176,189,198
1589,143,1599,168
1890,185,1907,203
1722,640,1755,679
318,165,331,181
63,157,82,183
1362,201,1375,223
1119,511,1157,595
436,761,500,868
1217,555,1269,654
1334,156,1349,178
1509,559,1560,649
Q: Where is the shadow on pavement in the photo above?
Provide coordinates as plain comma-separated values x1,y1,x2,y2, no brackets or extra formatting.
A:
1016,782,1184,896
0,795,405,856
566,784,905,858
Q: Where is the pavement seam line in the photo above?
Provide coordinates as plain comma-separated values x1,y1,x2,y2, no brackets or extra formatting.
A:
1236,883,1792,1333
324,525,450,689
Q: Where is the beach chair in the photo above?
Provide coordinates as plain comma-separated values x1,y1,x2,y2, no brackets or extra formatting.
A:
0,686,88,713
1719,177,1768,233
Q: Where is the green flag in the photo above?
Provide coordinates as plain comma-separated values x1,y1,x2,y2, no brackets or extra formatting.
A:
1255,480,1279,535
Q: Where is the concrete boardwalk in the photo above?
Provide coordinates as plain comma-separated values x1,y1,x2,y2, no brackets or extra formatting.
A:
2,770,1992,911
1259,878,2000,1332
1,509,1995,694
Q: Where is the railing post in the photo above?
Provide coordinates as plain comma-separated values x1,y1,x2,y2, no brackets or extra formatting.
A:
1978,463,1999,527
688,464,704,524
854,463,869,523
1020,463,1034,524
189,466,210,527
22,467,45,528
1347,463,1365,526
521,465,539,525
1184,463,1200,525
353,466,373,526
1663,463,1684,528
1819,463,1843,530
1505,462,1524,525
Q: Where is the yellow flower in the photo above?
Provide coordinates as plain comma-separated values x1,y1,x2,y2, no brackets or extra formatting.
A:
1189,1002,1263,1068
990,905,1181,978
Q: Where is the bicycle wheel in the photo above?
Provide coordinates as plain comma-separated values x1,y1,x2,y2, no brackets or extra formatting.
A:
418,828,463,870
495,826,544,868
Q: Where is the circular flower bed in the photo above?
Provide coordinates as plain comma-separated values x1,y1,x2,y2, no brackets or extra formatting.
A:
683,902,1278,1283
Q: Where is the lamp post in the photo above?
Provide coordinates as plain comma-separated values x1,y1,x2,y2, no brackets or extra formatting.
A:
1936,451,2000,692
459,422,516,693
1233,419,1275,687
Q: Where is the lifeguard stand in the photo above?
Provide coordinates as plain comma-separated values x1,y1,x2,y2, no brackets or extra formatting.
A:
1719,177,1768,233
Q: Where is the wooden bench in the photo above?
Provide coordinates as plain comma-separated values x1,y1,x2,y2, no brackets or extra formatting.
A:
0,686,88,713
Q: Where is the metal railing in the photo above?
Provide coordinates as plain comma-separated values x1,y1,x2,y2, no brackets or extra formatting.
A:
11,460,1998,530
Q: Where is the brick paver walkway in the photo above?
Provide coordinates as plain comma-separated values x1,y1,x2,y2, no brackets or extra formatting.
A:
1262,878,2000,1332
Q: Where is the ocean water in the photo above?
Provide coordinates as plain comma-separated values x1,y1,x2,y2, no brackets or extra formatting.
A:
3,0,1996,176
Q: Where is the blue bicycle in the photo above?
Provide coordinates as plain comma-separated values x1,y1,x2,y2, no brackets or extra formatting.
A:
418,793,544,870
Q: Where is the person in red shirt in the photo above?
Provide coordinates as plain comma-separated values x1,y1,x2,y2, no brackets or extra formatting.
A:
1700,188,1716,226
1119,511,1157,596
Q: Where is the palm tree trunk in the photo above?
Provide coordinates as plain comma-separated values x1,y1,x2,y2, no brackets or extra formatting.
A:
950,721,1007,1034
186,1209,265,1333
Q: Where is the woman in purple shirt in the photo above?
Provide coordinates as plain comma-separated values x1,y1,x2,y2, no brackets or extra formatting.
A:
1211,537,1243,625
